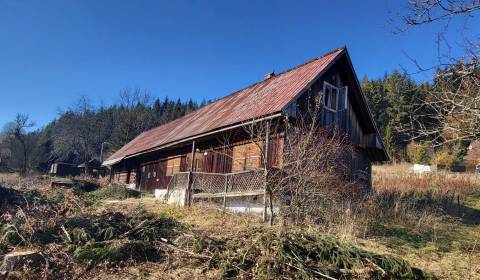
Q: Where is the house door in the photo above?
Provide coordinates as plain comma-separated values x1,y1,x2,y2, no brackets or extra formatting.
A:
139,160,169,192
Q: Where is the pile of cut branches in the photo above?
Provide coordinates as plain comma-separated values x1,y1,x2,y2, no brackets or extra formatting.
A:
179,229,436,280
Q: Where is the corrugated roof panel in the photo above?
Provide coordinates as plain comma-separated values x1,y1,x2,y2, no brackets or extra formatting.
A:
106,48,345,163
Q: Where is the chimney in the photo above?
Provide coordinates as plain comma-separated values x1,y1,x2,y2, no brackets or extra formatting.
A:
264,71,275,80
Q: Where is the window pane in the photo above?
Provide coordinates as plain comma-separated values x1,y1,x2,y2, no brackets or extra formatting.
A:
338,90,344,110
324,85,330,108
331,89,337,110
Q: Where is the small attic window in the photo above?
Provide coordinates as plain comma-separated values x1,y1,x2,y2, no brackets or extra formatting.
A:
323,82,348,112
285,102,297,118
323,82,339,112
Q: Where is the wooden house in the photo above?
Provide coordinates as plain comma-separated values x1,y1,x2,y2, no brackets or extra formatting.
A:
103,47,388,195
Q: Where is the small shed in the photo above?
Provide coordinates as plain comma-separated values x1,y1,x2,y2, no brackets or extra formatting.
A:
78,159,106,177
49,162,80,177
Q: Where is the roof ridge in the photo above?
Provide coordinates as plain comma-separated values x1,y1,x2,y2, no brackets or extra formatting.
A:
106,46,346,162
273,46,346,77
211,47,346,103
152,47,346,127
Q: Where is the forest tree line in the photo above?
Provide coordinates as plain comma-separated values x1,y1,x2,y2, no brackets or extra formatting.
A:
362,64,479,167
0,89,208,174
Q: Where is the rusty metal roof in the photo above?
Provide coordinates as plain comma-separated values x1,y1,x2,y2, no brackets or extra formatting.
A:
105,48,345,164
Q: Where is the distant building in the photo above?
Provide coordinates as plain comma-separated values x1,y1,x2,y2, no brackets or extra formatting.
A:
78,159,106,177
49,162,80,177
466,141,480,171
50,159,106,178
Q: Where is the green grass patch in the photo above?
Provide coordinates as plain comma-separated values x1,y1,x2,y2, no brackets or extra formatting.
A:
73,239,160,264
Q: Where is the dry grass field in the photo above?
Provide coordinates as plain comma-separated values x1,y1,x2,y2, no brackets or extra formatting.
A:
0,173,20,186
368,164,480,279
1,165,479,279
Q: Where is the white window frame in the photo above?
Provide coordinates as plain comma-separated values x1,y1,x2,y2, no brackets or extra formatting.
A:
342,85,348,110
322,82,348,112
323,82,339,112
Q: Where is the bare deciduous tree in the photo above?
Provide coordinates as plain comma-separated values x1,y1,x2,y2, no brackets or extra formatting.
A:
406,64,480,145
403,0,480,26
111,88,154,150
2,114,35,175
241,97,357,225
397,0,480,146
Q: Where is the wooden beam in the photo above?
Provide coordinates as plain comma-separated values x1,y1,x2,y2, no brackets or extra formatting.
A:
263,121,270,222
193,191,264,199
222,175,228,211
190,140,196,172
187,140,196,206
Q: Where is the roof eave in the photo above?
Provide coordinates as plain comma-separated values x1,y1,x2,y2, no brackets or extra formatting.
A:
342,50,390,161
115,112,284,163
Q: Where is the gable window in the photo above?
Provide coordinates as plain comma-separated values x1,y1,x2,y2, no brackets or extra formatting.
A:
323,82,348,112
285,101,297,118
323,82,339,111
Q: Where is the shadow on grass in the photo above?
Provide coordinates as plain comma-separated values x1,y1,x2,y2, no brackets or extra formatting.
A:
453,193,480,225
370,224,462,253
444,204,480,226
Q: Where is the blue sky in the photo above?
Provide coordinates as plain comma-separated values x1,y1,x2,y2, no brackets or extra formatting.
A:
0,0,478,129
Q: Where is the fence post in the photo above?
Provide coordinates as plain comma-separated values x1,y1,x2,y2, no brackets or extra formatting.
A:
187,172,193,206
223,174,229,212
187,140,196,207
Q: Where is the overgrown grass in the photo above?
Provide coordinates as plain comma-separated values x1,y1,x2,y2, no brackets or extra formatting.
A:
363,165,480,279
2,167,479,279
373,164,480,195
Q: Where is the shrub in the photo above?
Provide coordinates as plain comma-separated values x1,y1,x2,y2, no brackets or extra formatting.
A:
83,184,140,205
407,142,431,164
431,150,455,168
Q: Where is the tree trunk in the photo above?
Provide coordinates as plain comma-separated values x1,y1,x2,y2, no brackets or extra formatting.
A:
269,190,274,226
21,141,27,175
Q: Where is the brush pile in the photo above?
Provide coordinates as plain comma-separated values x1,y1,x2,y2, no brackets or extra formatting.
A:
178,229,436,280
0,181,165,278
